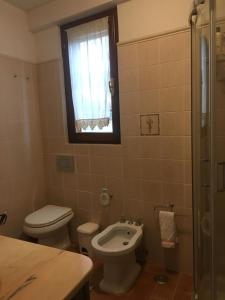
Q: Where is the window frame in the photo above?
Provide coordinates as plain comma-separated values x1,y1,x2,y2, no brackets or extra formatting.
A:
60,8,121,144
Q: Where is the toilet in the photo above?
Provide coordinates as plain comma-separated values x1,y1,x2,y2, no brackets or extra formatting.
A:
23,205,74,249
91,221,143,294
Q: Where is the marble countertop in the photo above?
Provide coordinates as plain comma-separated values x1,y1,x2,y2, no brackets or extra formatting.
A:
0,235,93,300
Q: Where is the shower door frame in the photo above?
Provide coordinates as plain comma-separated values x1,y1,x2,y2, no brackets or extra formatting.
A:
191,0,216,299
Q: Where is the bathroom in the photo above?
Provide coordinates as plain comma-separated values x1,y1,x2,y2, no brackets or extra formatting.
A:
0,0,224,299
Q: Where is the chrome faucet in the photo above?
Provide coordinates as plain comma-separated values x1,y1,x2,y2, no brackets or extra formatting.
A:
127,217,134,225
119,215,126,223
134,218,142,226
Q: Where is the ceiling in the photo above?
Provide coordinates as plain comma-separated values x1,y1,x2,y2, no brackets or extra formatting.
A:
4,0,55,11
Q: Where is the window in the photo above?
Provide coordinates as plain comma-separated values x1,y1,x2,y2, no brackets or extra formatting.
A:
61,8,120,144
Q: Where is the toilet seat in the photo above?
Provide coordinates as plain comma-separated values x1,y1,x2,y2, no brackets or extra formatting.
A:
23,205,74,238
24,205,73,228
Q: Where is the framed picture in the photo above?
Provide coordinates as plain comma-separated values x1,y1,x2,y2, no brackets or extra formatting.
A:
140,114,160,136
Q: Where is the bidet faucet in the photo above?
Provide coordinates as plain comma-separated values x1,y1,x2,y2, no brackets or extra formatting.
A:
119,215,126,223
134,218,142,226
127,217,134,224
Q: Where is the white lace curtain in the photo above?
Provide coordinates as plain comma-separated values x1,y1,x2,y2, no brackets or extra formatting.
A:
66,17,111,131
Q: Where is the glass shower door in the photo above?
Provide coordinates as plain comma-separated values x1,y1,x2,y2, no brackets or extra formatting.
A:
214,0,225,298
191,1,213,299
192,0,225,299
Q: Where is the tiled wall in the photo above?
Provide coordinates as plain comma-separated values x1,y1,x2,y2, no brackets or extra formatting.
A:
38,29,193,273
0,55,46,237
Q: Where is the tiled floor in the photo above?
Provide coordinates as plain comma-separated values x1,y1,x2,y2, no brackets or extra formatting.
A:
90,262,193,300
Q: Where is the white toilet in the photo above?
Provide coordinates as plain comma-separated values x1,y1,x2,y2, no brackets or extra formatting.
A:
23,205,74,249
91,221,143,294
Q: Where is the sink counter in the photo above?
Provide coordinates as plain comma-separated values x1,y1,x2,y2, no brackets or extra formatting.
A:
0,235,93,300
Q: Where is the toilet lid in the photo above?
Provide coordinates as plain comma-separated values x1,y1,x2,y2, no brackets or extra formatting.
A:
24,205,73,228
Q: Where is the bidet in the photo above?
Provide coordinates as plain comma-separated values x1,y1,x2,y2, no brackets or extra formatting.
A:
92,221,143,294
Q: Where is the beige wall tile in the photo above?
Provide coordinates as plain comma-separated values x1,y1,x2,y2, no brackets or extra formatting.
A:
140,159,161,181
62,188,77,211
159,32,187,63
161,160,185,183
120,92,140,114
62,172,77,190
77,173,92,192
90,156,107,175
185,111,191,136
184,85,191,111
159,86,185,112
138,38,159,66
139,64,160,90
161,112,186,136
185,160,192,184
139,89,160,114
123,199,145,219
123,136,141,158
160,137,186,160
184,184,192,209
74,144,90,155
123,158,141,179
106,177,124,202
185,137,192,160
118,43,139,68
76,156,90,173
123,179,141,201
141,180,162,203
121,114,140,136
160,60,186,88
140,137,161,159
162,182,185,208
91,175,106,194
77,191,92,210
119,67,139,93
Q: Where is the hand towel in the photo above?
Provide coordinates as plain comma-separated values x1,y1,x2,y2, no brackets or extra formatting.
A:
159,211,176,248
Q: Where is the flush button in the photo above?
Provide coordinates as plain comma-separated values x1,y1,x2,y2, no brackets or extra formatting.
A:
56,155,75,172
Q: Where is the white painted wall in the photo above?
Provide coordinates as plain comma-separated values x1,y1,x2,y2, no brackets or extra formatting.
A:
118,0,193,42
0,0,36,62
34,0,193,63
29,0,127,32
35,26,61,63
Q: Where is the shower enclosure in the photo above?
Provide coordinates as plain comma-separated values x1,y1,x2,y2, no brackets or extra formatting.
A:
191,0,225,299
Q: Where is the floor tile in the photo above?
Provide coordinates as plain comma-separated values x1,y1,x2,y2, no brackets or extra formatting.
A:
90,261,193,300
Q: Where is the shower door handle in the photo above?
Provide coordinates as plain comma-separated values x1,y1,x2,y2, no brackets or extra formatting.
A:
217,162,225,192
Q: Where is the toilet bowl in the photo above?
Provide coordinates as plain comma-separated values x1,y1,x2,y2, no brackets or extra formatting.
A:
23,205,74,249
91,221,143,294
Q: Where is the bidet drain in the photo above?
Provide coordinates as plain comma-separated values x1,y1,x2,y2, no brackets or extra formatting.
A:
123,241,129,246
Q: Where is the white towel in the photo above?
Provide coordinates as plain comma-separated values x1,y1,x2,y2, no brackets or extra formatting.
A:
159,211,176,248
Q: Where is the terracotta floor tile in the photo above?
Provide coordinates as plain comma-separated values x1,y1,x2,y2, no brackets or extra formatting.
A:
127,273,156,300
173,291,192,300
91,263,193,300
177,274,193,293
